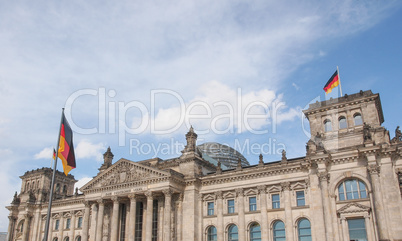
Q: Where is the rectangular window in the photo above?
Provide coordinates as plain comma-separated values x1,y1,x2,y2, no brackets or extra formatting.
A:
134,202,143,241
207,202,214,216
66,218,71,229
55,220,60,230
272,194,280,209
152,200,158,241
120,204,127,241
347,218,367,241
77,217,83,228
249,197,257,211
296,191,305,206
227,199,235,214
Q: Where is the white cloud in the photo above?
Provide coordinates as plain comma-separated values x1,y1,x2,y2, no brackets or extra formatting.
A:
75,140,106,162
34,147,53,160
74,177,92,194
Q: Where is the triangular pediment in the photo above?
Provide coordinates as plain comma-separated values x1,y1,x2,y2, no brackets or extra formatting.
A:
81,158,171,191
337,203,370,214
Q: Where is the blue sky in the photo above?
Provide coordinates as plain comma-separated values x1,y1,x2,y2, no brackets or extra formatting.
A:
1,0,402,231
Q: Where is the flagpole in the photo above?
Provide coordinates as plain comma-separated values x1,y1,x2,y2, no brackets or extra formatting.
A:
337,66,343,97
43,108,64,241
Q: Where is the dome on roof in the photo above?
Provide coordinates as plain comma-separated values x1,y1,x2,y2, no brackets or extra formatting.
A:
197,142,249,169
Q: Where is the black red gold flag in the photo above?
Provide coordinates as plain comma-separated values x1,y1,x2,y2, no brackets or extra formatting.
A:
57,113,76,175
323,70,340,94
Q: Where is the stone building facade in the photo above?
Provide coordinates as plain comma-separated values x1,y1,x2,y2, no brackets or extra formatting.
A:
6,90,402,241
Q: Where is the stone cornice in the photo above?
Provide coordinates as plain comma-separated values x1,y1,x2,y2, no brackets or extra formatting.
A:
201,160,307,186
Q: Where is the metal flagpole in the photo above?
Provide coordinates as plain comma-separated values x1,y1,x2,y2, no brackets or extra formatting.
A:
43,108,64,241
337,66,343,97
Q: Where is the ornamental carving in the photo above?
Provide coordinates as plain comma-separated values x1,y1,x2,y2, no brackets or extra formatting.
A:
257,185,267,194
281,182,290,191
215,191,223,199
317,171,330,182
367,164,380,175
235,188,244,197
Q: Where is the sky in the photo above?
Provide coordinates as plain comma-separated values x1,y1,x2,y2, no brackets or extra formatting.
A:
1,0,402,231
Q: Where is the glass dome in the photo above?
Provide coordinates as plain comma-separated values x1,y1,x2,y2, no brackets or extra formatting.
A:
197,142,249,169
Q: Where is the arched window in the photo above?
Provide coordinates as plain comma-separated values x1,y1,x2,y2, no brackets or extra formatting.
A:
228,224,238,241
64,237,69,241
339,116,347,129
297,219,312,241
338,179,367,201
63,185,67,194
249,223,261,241
324,119,332,132
75,236,81,241
354,113,363,126
32,181,35,190
53,238,58,241
207,226,217,241
273,221,285,241
18,220,24,232
55,183,60,193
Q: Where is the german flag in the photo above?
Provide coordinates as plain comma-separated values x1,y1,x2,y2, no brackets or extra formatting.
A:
323,70,340,94
57,112,76,175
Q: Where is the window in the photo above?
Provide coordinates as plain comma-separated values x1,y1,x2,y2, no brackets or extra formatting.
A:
354,113,363,126
66,218,71,229
56,183,60,193
297,219,312,241
338,179,367,201
121,203,127,241
324,119,332,132
64,237,69,241
134,202,143,241
249,197,257,211
227,199,235,214
63,185,67,194
339,116,347,129
152,200,158,241
273,221,285,241
249,223,261,241
228,224,238,241
296,191,305,206
348,218,367,241
207,202,214,216
207,226,217,241
55,219,60,230
53,238,58,241
18,221,24,232
75,236,81,241
77,217,83,228
272,194,280,209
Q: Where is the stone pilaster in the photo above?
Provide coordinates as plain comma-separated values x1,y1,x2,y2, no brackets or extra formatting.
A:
281,182,294,241
89,203,98,241
176,194,183,241
318,171,333,241
95,199,105,241
145,192,154,241
236,188,245,241
163,189,172,241
215,191,224,241
110,197,120,241
58,213,64,241
6,216,16,241
82,201,91,241
128,194,137,241
48,216,53,241
258,185,268,241
309,174,326,240
22,214,31,241
71,211,76,240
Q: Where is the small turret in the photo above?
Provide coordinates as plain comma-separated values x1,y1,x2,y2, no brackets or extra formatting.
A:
99,147,114,173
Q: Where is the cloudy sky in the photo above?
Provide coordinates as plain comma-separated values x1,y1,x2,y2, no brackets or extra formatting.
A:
1,0,402,231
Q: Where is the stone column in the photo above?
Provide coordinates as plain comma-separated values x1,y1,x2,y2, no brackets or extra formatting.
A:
111,197,120,241
82,201,91,241
59,213,64,241
21,214,30,241
89,203,98,241
368,164,389,240
340,217,348,241
32,209,41,241
309,173,326,240
176,194,183,241
157,198,164,241
145,192,154,241
128,194,137,241
258,185,268,241
236,188,245,241
71,211,76,240
281,182,294,241
215,191,224,241
48,216,54,241
318,171,333,241
95,200,105,241
163,189,172,241
6,216,16,241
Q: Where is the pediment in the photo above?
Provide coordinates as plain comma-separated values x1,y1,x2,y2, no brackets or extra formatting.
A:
81,158,171,191
203,194,215,201
291,182,306,190
337,203,370,214
244,189,257,196
268,186,281,193
223,191,235,199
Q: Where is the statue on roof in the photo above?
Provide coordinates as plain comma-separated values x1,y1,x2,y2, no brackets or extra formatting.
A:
363,123,372,142
392,126,402,143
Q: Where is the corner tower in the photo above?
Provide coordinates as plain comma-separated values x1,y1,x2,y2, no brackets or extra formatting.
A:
303,90,389,152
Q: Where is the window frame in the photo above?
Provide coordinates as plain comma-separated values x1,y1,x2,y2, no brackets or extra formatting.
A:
77,217,83,228
354,113,363,126
338,179,367,201
272,194,280,209
207,202,215,216
228,224,238,241
324,119,332,132
249,196,257,211
297,218,312,241
273,220,286,241
207,226,217,241
296,190,305,207
339,116,347,129
227,199,235,214
249,222,261,241
55,219,60,230
66,218,71,229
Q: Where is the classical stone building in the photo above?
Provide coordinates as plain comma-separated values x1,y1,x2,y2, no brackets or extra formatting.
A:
6,90,402,241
